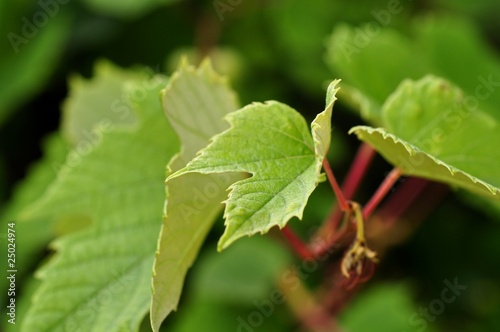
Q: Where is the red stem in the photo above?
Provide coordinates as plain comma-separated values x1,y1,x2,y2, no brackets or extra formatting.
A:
363,168,402,219
281,225,314,260
340,142,377,200
325,143,376,231
323,159,349,211
377,177,429,225
311,144,376,254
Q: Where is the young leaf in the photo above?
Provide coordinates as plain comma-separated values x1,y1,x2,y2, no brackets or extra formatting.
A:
21,75,178,332
169,80,341,251
150,61,241,331
350,76,500,199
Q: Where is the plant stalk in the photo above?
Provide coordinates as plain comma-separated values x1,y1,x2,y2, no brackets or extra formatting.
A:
281,225,314,260
312,143,376,254
362,167,402,219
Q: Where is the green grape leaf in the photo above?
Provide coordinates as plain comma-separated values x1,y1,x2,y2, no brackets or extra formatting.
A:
150,61,241,331
169,80,340,251
61,60,153,146
350,76,500,199
21,74,178,332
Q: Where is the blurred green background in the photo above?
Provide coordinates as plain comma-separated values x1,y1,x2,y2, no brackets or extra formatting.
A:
1,0,500,331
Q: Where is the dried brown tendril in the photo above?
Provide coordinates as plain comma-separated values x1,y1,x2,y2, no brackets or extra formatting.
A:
341,202,378,278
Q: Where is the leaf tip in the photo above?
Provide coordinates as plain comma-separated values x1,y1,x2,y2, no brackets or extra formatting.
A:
326,79,341,106
216,237,229,252
165,167,187,182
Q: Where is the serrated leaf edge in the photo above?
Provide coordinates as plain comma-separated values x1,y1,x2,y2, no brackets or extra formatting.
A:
350,125,500,198
167,80,341,251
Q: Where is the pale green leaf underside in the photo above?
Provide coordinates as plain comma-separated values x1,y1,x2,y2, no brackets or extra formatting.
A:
151,61,241,331
350,76,500,200
170,80,340,251
22,75,178,332
350,126,500,198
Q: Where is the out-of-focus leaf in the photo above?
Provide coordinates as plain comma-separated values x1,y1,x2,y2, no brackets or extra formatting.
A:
167,303,242,332
191,236,291,304
265,0,336,95
340,283,437,332
62,60,152,145
0,134,69,300
437,0,500,14
167,237,291,332
325,17,500,123
414,16,500,121
350,76,500,199
165,47,246,82
21,74,177,332
325,24,428,124
151,61,241,331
